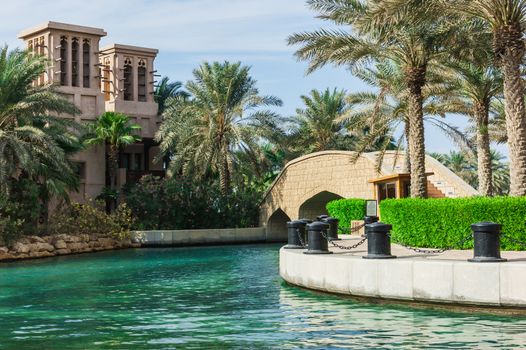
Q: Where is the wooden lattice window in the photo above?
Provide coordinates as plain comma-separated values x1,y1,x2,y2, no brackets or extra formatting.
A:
60,36,68,86
103,58,111,101
83,39,90,88
71,38,79,87
138,59,147,102
123,57,133,101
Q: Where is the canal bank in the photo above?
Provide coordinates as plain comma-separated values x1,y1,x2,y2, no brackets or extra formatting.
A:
280,236,526,310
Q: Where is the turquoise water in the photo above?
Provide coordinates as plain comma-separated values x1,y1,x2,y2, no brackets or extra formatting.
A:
0,244,525,349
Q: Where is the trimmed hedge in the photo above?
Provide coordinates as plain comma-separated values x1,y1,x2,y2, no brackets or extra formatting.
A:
380,197,526,251
326,198,366,229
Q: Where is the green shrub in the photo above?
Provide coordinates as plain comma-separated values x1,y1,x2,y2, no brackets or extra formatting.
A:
326,198,366,228
124,175,260,230
380,197,526,251
48,200,133,239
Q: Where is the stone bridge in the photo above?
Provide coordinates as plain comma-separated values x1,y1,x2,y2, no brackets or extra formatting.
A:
260,151,478,241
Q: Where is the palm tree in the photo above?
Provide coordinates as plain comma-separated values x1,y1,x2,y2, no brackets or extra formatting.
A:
85,112,141,191
430,149,510,195
443,59,502,196
461,0,526,196
0,46,80,196
156,61,283,195
154,77,189,115
290,88,351,153
288,0,467,197
344,60,472,172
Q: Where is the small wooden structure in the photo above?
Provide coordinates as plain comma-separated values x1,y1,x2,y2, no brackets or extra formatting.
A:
368,172,444,201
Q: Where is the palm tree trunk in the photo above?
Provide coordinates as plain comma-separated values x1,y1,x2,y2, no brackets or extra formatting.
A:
108,144,119,189
219,145,231,195
474,103,493,196
496,26,526,196
403,120,411,173
406,66,428,198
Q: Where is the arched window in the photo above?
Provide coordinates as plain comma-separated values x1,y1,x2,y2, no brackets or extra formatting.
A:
103,58,111,101
60,36,68,86
83,39,90,88
138,59,147,102
123,57,133,101
71,38,79,87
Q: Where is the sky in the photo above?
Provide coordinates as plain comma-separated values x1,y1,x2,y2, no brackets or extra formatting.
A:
0,0,507,155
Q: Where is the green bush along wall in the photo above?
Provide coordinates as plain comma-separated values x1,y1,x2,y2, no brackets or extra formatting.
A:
380,197,526,251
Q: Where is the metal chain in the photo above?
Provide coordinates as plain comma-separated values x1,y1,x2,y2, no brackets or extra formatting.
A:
502,234,526,250
322,230,367,250
389,232,473,254
338,223,366,234
295,228,306,248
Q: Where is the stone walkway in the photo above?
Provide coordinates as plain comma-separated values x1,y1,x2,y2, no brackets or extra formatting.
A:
328,235,526,262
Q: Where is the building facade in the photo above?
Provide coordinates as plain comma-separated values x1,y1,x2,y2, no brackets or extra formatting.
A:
18,21,164,202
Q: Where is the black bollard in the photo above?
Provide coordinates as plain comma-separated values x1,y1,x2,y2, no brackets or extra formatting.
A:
284,220,307,249
363,222,396,259
299,219,313,244
304,221,332,255
316,214,329,221
323,217,340,240
468,222,507,263
363,215,379,225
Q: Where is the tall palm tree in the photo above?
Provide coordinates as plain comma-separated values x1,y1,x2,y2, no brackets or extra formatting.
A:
85,112,141,191
0,46,80,196
444,59,502,196
154,77,189,115
344,60,472,173
156,61,283,195
288,0,467,197
290,88,351,153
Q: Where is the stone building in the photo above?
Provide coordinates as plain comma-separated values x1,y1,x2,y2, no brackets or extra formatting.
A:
17,21,164,202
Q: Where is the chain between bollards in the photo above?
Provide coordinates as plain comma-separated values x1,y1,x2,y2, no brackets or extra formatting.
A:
502,234,526,250
337,223,366,234
295,228,306,248
389,233,473,254
321,230,367,250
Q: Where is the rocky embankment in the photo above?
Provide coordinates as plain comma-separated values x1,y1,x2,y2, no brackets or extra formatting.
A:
0,234,141,262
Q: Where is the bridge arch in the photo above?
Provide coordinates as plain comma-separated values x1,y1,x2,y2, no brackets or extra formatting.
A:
266,208,291,242
298,191,343,219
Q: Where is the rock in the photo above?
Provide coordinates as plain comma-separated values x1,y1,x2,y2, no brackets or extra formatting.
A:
27,236,46,244
0,247,8,254
29,242,55,252
41,236,53,244
0,250,13,260
53,240,67,250
67,242,83,251
29,251,54,258
12,242,30,254
79,234,90,242
56,248,71,255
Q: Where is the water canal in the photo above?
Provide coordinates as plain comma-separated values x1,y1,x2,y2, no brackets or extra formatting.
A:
0,244,525,349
